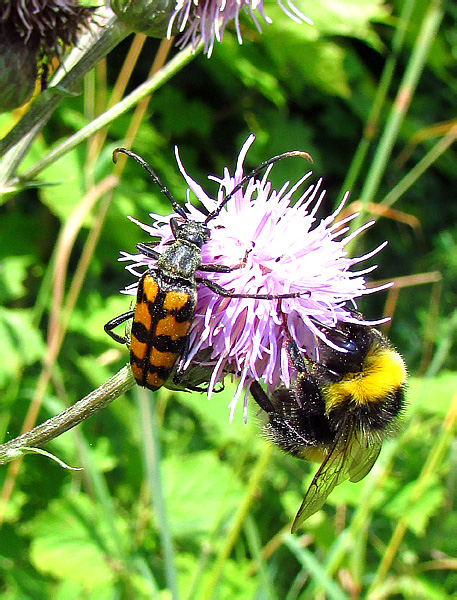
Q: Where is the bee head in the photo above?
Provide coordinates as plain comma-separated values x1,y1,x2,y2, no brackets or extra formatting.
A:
319,321,375,375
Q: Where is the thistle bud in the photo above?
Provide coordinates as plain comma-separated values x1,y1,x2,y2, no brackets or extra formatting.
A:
111,0,179,38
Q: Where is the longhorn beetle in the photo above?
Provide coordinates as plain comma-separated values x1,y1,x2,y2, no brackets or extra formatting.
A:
105,147,312,392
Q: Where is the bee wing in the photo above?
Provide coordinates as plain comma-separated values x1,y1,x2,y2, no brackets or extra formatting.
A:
347,430,382,483
291,418,380,532
291,418,354,532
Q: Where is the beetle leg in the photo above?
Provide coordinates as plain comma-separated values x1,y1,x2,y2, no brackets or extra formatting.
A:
136,242,161,260
104,310,134,345
196,277,305,300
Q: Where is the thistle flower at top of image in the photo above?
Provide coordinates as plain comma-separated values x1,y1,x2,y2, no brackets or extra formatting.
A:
171,0,313,56
111,0,312,57
119,135,391,421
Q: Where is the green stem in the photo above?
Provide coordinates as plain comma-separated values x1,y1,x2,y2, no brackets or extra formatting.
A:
425,309,457,377
350,0,443,237
138,388,180,600
381,124,457,209
284,534,349,600
366,395,457,595
339,0,417,200
244,515,276,600
0,365,135,465
201,443,273,600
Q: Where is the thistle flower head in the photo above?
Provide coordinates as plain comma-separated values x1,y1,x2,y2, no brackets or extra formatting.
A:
120,135,390,421
112,0,311,56
0,0,95,111
170,0,313,57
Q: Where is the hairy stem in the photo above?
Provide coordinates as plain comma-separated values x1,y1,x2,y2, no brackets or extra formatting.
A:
0,366,134,465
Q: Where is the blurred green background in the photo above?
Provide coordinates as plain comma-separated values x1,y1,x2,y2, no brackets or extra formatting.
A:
0,0,455,597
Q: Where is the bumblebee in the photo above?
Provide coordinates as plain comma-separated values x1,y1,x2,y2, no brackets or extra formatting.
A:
250,317,407,532
105,148,310,392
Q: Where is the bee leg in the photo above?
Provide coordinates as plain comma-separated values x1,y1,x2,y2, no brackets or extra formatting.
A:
173,336,191,384
286,339,325,417
286,339,307,373
250,381,275,413
294,373,326,416
104,310,134,345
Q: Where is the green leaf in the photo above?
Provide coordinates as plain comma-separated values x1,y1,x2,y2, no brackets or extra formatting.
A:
0,308,45,384
211,559,258,599
384,479,445,535
283,533,350,600
0,489,28,524
0,256,33,303
53,580,116,600
39,150,85,222
71,295,132,343
408,374,457,417
296,0,389,42
154,87,212,137
176,379,263,447
176,554,258,600
23,494,120,590
163,450,243,536
266,35,352,98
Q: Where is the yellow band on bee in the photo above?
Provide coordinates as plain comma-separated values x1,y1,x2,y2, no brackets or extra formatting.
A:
324,347,407,410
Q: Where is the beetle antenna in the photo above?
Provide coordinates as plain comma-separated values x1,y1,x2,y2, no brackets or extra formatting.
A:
113,148,188,220
204,150,312,224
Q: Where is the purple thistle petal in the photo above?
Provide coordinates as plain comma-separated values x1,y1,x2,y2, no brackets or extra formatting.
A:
170,0,312,57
